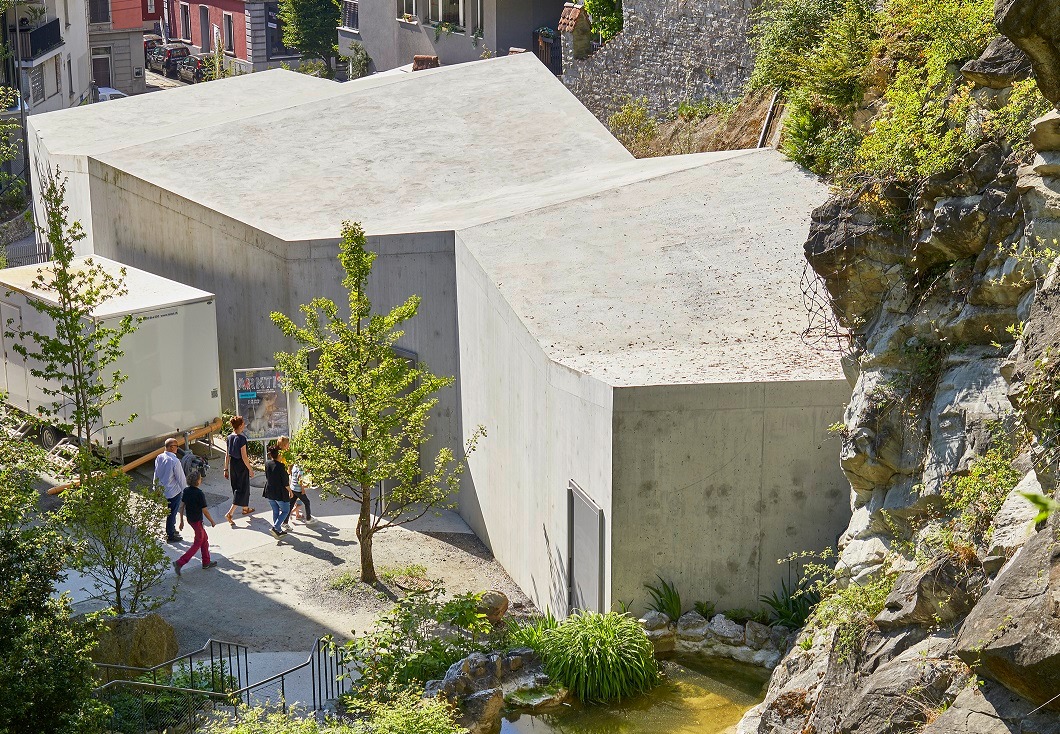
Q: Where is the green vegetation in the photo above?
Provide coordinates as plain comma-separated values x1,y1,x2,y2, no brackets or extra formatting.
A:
105,661,238,734
608,98,657,158
0,445,105,733
693,600,716,619
676,97,737,123
538,611,659,703
584,0,622,43
761,577,821,629
271,221,483,584
340,588,492,707
278,0,340,77
723,607,771,626
811,571,896,663
750,0,1047,186
505,609,559,652
380,564,428,584
205,696,464,734
644,576,682,620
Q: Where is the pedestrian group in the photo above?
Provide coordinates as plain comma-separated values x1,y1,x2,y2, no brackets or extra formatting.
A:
154,414,316,576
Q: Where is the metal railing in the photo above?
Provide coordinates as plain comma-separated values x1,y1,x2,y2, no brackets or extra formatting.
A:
94,637,354,732
21,18,62,60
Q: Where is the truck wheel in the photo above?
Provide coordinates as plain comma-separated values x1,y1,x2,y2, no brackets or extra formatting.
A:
40,425,63,450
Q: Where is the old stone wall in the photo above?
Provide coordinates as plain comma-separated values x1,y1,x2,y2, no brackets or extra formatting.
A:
561,0,761,122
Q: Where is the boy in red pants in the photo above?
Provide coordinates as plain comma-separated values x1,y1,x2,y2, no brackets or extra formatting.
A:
174,469,218,575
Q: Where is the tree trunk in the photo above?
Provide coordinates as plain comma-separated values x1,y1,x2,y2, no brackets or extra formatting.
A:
357,485,376,583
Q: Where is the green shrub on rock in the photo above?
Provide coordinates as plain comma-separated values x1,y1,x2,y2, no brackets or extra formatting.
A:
538,611,659,703
205,696,463,734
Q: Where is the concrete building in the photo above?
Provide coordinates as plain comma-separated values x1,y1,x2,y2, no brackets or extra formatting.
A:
27,54,851,616
89,0,147,95
338,0,564,73
2,0,93,113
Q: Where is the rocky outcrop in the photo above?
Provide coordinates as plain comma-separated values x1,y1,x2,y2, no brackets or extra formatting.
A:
476,590,509,625
956,525,1060,710
91,613,178,673
996,0,1060,106
874,554,986,631
923,679,1060,733
961,36,1033,89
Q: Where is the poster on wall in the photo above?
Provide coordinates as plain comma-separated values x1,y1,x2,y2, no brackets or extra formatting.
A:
234,368,290,442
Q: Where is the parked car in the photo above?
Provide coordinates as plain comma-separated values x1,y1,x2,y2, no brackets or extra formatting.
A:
144,33,163,56
147,43,190,77
97,86,128,102
178,54,209,83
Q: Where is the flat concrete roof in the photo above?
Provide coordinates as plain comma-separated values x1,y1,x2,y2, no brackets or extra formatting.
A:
29,54,842,383
460,149,838,385
0,256,214,317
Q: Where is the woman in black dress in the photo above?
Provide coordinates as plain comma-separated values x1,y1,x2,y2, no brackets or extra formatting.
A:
223,415,256,525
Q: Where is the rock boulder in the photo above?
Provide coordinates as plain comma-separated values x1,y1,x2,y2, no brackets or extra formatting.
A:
477,590,509,624
997,0,1060,106
91,613,178,673
956,526,1060,710
960,35,1032,89
922,679,1060,733
874,554,986,631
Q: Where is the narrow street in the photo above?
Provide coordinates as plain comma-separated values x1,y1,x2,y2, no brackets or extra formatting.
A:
145,68,188,92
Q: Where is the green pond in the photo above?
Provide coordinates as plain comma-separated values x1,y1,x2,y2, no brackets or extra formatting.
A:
500,656,769,734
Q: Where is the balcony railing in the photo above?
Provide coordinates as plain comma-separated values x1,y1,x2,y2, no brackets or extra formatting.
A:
341,0,358,30
13,17,63,61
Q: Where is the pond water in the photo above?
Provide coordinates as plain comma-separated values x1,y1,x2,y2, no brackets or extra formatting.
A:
500,655,770,734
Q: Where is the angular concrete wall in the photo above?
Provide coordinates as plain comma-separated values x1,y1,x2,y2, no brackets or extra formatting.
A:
453,232,614,616
610,380,851,614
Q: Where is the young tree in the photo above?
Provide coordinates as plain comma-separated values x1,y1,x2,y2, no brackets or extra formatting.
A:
278,0,340,77
271,221,483,583
10,167,135,481
0,435,106,733
67,469,173,614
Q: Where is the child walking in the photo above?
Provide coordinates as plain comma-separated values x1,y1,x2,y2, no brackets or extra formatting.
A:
174,470,218,575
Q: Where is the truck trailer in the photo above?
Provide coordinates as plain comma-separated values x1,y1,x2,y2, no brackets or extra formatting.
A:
0,256,221,459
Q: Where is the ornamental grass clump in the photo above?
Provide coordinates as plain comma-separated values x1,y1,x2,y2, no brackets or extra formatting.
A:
538,611,659,704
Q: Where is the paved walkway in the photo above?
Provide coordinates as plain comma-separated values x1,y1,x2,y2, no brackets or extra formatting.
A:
59,451,527,669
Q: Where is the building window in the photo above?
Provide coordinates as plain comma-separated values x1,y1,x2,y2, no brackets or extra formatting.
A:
88,0,110,23
29,66,43,103
396,0,414,19
67,53,73,96
341,0,358,30
265,2,297,58
180,3,191,40
91,46,112,88
147,0,155,12
427,0,461,26
223,12,234,50
54,55,61,96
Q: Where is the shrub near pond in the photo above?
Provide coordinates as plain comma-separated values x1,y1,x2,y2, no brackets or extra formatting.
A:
538,611,659,704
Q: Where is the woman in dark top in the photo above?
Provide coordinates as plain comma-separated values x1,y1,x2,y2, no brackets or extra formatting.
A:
174,470,217,575
264,444,293,539
223,416,255,526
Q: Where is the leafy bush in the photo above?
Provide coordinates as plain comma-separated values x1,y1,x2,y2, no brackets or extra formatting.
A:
749,0,852,92
106,661,239,734
608,98,657,158
811,571,896,663
505,609,558,652
761,577,821,629
584,0,622,43
539,611,658,703
644,576,682,620
0,456,106,734
724,608,771,626
676,97,737,123
341,588,494,707
693,600,716,619
204,696,463,734
982,78,1052,153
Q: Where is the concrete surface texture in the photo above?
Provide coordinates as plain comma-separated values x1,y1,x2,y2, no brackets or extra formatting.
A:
29,53,850,617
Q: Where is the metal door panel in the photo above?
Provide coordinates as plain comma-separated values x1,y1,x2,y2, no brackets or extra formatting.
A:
569,480,604,614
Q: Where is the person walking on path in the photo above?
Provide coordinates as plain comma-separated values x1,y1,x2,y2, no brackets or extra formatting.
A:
224,416,255,526
154,437,186,543
263,444,293,539
174,469,217,575
275,436,315,527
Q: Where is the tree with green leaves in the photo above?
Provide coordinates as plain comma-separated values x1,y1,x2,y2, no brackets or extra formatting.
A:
585,0,623,42
11,167,135,481
278,0,340,78
0,434,106,733
271,221,483,583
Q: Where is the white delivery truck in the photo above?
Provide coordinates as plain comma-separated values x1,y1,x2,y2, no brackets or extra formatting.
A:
0,256,221,459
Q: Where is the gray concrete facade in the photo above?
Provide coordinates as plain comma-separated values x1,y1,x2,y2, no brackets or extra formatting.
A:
88,28,147,94
28,56,852,617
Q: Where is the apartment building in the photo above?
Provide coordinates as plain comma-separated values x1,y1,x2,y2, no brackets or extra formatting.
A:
2,0,93,113
89,0,147,94
164,0,299,73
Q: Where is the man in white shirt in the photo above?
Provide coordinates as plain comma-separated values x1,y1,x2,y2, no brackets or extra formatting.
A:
154,438,187,543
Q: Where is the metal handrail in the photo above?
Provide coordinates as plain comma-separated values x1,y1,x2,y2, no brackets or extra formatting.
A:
95,638,250,691
93,679,235,699
231,636,353,714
